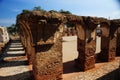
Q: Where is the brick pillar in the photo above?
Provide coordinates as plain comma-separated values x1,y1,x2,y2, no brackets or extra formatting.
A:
33,23,63,80
116,26,120,56
99,22,111,61
75,23,96,71
107,22,118,61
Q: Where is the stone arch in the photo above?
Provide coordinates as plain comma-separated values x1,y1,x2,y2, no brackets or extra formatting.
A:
17,11,120,80
18,20,35,64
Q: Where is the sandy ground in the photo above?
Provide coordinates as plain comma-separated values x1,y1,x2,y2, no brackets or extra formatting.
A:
62,36,78,63
62,36,101,63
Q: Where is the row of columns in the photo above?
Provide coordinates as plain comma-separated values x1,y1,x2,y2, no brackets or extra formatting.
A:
75,18,120,70
17,10,120,80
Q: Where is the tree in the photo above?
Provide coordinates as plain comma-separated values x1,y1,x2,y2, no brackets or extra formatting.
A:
59,9,72,14
66,22,75,28
49,10,58,13
33,6,45,11
22,9,31,13
7,24,19,35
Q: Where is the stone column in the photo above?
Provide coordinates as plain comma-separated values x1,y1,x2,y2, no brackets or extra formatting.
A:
114,20,120,56
116,26,120,56
75,22,96,71
98,22,112,61
108,22,118,61
33,22,63,80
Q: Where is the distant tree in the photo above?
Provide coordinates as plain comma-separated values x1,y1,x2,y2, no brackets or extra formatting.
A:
22,9,31,13
49,10,58,13
7,24,19,35
66,22,75,28
33,6,45,11
59,9,72,14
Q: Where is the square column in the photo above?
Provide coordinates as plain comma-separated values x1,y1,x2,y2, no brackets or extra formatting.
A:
75,23,96,71
98,22,116,61
33,23,63,80
116,27,120,56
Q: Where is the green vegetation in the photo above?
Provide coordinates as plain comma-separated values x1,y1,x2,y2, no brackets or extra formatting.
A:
22,9,31,13
59,9,72,14
33,6,45,11
66,22,75,28
22,6,46,13
7,24,19,36
22,6,72,15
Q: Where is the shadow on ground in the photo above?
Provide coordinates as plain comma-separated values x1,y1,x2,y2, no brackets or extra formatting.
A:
63,60,80,74
0,60,29,68
0,71,33,80
97,68,120,80
5,53,25,57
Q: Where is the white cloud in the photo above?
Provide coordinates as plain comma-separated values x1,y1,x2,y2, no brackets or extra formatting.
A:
11,9,20,12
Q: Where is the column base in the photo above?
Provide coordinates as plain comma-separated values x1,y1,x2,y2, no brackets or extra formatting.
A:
74,56,95,71
116,47,120,56
98,50,115,62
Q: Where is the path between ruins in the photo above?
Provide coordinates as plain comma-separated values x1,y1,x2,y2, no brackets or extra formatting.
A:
0,39,32,80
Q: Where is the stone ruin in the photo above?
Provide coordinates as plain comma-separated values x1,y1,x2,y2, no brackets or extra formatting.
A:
17,10,120,80
0,26,9,52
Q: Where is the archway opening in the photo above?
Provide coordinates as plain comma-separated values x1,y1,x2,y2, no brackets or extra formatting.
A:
62,22,79,76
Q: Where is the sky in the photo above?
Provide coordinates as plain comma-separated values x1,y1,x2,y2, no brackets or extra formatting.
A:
0,0,120,27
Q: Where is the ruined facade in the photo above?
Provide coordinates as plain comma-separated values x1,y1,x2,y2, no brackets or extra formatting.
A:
17,10,120,80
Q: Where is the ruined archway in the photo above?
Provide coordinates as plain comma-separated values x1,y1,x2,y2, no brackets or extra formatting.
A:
17,20,35,64
17,10,120,80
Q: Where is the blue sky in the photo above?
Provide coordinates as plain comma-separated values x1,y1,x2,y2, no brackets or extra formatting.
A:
0,0,120,26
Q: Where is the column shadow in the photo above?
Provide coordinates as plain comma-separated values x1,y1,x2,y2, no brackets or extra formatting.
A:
0,71,33,80
63,60,80,74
